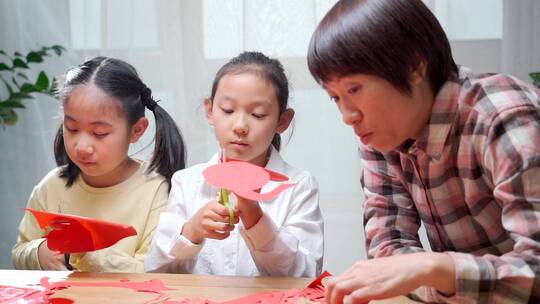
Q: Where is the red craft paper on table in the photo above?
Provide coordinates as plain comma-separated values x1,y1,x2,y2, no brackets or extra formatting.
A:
203,161,295,201
28,271,332,304
40,277,173,304
0,285,43,303
25,208,137,253
220,271,330,304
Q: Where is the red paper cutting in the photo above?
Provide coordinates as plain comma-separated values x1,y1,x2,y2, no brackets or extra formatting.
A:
24,271,332,304
0,285,42,303
25,208,137,254
40,277,173,304
220,271,330,304
203,161,295,201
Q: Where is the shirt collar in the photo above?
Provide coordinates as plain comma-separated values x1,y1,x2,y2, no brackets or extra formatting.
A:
405,66,470,159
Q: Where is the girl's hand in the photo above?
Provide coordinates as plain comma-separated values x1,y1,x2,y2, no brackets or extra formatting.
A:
37,240,70,270
324,252,456,304
182,199,239,244
235,195,263,229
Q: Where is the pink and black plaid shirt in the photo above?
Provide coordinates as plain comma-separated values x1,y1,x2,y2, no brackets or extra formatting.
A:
361,66,540,303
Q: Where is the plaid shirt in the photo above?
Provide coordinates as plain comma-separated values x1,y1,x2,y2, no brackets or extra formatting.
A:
361,66,540,303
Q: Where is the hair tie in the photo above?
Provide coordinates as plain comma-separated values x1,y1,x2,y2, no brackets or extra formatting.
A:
141,87,158,111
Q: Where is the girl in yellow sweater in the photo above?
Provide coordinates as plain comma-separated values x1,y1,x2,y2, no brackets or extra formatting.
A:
12,56,186,272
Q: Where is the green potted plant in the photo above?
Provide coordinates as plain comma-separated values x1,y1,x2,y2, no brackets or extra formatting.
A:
530,72,540,88
0,45,65,127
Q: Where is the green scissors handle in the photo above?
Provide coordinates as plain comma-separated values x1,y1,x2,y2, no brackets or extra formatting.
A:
220,188,235,225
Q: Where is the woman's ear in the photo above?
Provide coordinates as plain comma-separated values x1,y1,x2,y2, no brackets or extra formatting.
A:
130,117,149,143
276,108,294,134
204,98,214,125
410,59,428,85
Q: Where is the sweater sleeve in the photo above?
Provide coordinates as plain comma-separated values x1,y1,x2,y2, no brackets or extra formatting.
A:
11,186,47,270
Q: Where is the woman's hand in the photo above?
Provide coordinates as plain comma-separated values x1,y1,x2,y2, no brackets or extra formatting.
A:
324,252,456,304
182,199,239,244
37,240,70,270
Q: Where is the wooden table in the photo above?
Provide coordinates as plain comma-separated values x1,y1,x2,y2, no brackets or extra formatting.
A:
0,270,417,303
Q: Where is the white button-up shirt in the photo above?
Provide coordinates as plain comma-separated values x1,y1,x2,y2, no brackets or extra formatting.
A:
145,147,324,277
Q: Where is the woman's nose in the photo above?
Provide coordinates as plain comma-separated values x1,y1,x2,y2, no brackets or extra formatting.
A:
340,104,362,126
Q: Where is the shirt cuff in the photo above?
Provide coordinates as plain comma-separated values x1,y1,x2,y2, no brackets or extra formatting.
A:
446,251,496,302
169,224,204,259
155,212,204,260
240,213,278,250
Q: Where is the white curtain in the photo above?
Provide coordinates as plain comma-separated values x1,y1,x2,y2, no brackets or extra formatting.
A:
0,0,364,271
501,0,540,82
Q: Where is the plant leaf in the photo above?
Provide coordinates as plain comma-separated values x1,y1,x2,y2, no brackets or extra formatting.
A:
16,72,29,80
0,108,18,125
26,51,44,63
49,77,58,94
35,71,49,90
0,101,26,109
0,62,10,71
21,83,37,93
51,45,66,56
11,76,20,89
10,92,33,100
14,52,22,57
0,50,5,55
1,79,14,94
13,58,29,69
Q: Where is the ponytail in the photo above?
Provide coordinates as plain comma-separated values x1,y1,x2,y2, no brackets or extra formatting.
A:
271,134,281,151
141,92,186,188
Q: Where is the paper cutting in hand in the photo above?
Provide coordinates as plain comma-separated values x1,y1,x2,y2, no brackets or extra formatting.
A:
25,208,137,253
202,161,295,201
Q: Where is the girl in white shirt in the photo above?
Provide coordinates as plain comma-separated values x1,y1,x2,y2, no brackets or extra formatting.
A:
145,51,324,277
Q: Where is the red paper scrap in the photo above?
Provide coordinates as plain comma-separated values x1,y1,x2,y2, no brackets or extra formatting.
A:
203,161,295,201
40,277,173,304
0,285,43,303
25,208,137,253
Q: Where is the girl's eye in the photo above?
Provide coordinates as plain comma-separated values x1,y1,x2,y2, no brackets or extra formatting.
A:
252,113,267,119
347,85,360,95
64,126,77,133
330,96,339,103
94,133,109,138
221,107,233,114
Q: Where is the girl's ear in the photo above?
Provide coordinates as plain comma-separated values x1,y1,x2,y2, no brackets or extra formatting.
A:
130,117,149,143
204,98,214,125
276,108,294,134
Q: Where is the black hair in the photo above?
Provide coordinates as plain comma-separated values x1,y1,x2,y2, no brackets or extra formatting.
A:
209,51,290,150
307,0,458,95
54,56,186,188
